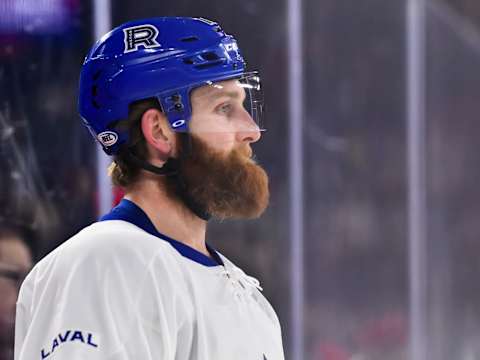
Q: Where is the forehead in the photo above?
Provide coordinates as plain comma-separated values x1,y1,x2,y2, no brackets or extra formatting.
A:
191,79,245,103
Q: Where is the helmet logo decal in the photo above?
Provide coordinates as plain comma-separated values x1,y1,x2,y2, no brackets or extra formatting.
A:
97,131,118,147
123,25,160,53
172,119,186,128
224,42,238,52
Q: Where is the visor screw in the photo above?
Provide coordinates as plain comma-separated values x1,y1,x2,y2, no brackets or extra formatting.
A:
174,103,184,111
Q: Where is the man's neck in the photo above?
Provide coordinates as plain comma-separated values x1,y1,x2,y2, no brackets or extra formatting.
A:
124,175,210,257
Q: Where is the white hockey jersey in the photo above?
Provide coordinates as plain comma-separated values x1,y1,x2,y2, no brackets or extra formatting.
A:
14,199,285,360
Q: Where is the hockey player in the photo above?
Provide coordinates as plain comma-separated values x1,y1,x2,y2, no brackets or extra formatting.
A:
14,17,285,360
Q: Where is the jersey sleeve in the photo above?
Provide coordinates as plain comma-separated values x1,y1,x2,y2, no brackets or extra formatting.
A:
14,235,182,360
14,269,35,360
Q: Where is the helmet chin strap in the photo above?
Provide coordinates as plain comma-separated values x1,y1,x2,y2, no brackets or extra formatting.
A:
122,137,212,222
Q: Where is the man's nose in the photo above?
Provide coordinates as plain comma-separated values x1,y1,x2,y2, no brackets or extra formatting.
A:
236,110,261,144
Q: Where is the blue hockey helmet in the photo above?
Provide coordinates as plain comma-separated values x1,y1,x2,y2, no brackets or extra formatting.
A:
78,17,262,155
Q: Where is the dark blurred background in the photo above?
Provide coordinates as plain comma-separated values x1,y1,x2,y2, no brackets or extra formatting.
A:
1,0,480,359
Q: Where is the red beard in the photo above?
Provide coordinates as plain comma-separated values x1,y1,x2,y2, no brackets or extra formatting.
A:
173,135,270,220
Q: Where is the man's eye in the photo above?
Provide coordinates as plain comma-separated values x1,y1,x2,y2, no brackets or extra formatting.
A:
216,103,232,114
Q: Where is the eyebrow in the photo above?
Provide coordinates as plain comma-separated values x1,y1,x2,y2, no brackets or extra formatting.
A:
210,90,243,101
195,83,245,102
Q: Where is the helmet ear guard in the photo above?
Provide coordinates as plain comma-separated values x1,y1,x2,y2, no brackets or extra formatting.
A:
157,89,192,133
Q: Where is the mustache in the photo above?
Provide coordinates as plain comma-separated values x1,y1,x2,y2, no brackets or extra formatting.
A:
232,145,254,163
238,146,252,159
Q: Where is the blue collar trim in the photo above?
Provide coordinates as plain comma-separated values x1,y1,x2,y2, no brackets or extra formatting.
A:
99,199,223,267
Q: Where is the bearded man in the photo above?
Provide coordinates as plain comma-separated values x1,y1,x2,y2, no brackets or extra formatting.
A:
14,17,285,360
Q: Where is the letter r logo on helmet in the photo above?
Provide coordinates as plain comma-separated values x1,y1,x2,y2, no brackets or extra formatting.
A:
123,24,160,53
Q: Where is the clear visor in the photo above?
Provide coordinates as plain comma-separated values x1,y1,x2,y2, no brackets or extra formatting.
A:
188,71,265,135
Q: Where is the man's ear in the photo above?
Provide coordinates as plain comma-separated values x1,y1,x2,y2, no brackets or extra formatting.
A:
141,109,175,160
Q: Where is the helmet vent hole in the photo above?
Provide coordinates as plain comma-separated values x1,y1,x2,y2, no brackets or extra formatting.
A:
92,70,102,80
195,60,223,69
91,99,100,109
181,36,199,42
200,52,219,61
183,58,194,65
91,85,98,97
